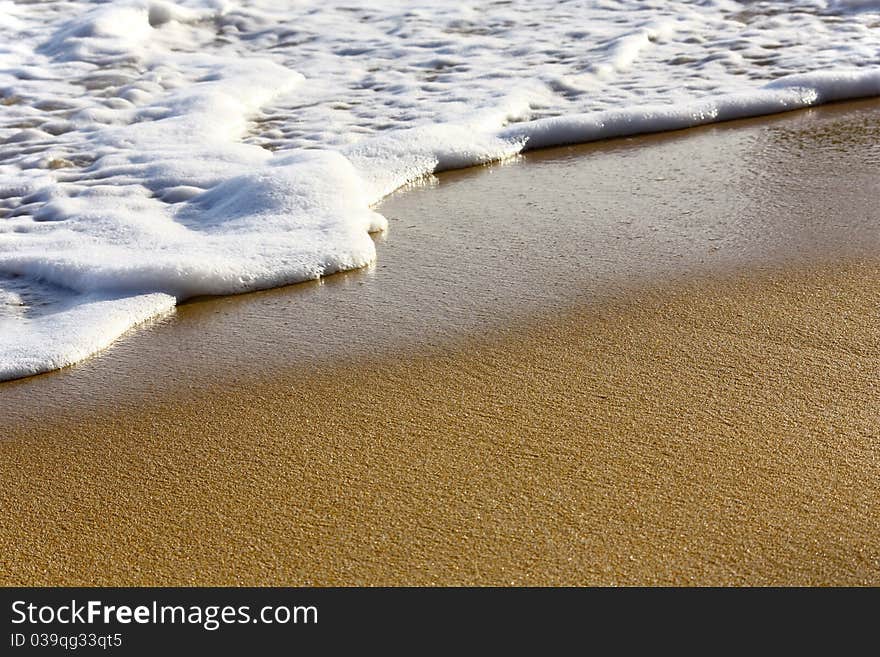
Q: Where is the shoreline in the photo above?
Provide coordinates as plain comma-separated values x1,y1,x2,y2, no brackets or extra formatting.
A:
2,99,880,585
4,98,880,418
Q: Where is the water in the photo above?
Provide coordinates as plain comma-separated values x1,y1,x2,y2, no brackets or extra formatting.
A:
1,0,879,380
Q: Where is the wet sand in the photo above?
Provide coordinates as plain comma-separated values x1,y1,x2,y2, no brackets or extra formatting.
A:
2,100,880,585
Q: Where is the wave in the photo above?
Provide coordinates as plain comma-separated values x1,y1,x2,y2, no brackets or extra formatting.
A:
1,0,879,380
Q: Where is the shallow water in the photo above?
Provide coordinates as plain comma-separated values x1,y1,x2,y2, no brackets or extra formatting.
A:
2,99,879,421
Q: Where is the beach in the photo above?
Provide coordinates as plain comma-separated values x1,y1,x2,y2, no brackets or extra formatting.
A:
2,99,879,586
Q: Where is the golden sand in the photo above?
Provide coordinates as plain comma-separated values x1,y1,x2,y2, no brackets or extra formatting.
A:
2,263,879,586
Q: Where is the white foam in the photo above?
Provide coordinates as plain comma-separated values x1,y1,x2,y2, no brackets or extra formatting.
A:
2,0,880,380
0,293,175,381
500,69,880,150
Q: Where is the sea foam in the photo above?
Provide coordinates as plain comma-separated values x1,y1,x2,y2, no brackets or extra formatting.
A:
1,0,879,380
